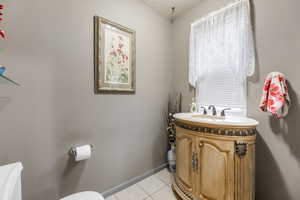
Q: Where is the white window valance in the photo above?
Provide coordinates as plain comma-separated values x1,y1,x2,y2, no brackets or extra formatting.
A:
189,0,255,116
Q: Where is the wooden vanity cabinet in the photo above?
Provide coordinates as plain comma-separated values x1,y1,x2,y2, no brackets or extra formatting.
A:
194,136,235,200
173,122,257,200
176,132,195,197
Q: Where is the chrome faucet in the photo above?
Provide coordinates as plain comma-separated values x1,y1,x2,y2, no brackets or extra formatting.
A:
221,108,231,117
208,105,217,116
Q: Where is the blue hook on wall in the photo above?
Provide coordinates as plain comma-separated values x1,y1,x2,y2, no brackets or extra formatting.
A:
0,66,5,75
0,66,20,86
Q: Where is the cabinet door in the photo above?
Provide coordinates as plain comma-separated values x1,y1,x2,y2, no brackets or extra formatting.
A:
194,138,235,200
175,130,195,196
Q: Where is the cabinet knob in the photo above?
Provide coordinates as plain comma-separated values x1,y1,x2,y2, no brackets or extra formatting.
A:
199,142,204,147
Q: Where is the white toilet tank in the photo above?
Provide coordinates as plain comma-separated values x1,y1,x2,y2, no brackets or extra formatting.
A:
0,162,23,200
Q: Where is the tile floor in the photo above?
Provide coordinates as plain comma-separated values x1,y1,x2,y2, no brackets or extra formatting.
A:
105,168,176,200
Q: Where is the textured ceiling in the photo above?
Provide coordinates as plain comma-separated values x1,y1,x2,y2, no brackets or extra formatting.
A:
142,0,202,19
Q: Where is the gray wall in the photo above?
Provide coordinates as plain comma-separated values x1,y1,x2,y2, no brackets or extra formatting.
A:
172,0,300,199
0,0,172,200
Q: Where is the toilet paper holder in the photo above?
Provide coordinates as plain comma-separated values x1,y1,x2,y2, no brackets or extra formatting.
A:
69,144,94,157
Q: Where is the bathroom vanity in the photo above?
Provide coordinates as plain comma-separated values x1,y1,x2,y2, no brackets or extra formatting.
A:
172,113,258,200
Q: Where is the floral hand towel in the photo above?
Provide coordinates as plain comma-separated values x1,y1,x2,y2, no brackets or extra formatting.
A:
260,72,291,118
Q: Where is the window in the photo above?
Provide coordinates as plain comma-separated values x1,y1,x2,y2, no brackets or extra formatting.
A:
189,0,255,116
195,64,247,116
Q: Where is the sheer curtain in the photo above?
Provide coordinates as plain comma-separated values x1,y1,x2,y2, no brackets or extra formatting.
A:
189,0,255,116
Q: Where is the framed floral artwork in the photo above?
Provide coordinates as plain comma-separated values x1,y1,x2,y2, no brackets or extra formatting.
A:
94,16,136,94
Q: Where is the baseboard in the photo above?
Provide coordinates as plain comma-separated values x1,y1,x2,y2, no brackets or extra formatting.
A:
102,163,168,198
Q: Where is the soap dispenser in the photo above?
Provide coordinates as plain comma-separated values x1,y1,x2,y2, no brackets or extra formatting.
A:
190,98,197,113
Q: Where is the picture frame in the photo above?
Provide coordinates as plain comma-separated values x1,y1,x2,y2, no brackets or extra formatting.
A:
94,16,136,94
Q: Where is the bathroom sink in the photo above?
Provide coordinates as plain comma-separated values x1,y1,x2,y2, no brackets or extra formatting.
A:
192,114,225,120
174,113,259,127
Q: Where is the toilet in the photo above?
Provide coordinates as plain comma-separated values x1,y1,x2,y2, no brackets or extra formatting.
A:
0,163,104,200
61,191,104,200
